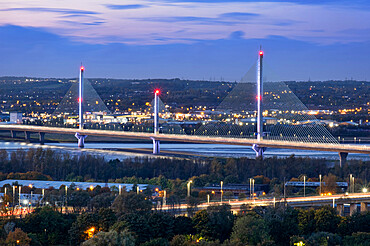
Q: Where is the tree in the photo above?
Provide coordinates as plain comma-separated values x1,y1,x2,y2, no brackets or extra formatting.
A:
140,238,169,246
192,205,234,242
98,208,117,231
298,209,316,235
338,211,370,235
322,174,338,194
261,206,299,246
69,212,99,245
82,229,135,246
68,190,90,212
343,232,370,246
307,232,342,246
206,205,234,242
231,212,272,245
111,192,152,217
147,212,175,240
20,206,75,245
5,228,32,246
90,192,115,210
314,206,340,233
120,213,152,244
186,196,200,217
173,216,195,236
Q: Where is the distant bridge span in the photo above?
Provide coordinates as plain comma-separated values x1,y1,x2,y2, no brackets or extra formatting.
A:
0,125,369,156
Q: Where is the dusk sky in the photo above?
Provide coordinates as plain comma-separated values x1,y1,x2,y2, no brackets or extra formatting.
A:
0,0,369,81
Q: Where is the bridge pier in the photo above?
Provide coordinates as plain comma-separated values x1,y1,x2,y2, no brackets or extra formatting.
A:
336,204,344,216
39,132,45,145
75,132,87,148
252,144,266,158
24,131,31,141
361,202,368,212
339,152,348,167
10,130,17,138
151,138,160,154
350,203,358,215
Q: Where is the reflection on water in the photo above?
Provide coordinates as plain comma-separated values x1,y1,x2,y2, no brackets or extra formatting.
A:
0,141,368,161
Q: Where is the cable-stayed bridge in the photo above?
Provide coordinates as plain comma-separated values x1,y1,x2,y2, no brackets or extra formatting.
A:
1,50,368,165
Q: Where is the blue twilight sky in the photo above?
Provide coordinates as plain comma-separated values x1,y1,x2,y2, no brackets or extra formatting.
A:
0,0,369,81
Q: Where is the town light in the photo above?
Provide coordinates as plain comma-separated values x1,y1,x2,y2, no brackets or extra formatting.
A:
363,187,368,193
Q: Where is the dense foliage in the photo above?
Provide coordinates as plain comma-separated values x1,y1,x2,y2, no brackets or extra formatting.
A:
0,199,369,245
0,148,368,186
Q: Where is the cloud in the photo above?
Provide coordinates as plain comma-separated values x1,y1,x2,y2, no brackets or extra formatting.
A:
140,16,235,25
105,4,147,10
0,7,99,15
0,0,369,46
220,12,259,19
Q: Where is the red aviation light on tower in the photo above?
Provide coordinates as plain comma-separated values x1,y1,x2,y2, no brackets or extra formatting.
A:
256,95,261,101
78,97,82,103
259,51,263,56
155,89,160,95
80,66,84,71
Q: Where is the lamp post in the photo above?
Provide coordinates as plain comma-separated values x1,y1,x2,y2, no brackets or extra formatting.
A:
303,176,306,197
163,190,166,206
319,174,322,195
220,181,223,203
42,188,45,205
187,181,192,197
12,185,16,207
252,179,255,198
249,178,252,199
207,194,210,204
18,186,21,207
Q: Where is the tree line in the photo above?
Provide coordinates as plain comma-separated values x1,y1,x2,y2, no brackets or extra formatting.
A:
0,148,368,185
0,191,369,245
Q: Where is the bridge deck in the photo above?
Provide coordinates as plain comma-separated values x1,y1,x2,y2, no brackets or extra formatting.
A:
1,124,370,154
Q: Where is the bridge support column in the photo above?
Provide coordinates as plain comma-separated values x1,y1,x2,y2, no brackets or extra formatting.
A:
75,132,87,148
151,137,160,154
361,202,368,212
10,130,16,138
350,203,358,215
339,152,348,167
39,132,45,145
252,144,266,158
336,204,344,216
24,131,31,141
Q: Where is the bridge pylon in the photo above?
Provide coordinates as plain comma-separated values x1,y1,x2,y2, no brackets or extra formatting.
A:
152,89,160,154
75,65,87,148
253,49,266,158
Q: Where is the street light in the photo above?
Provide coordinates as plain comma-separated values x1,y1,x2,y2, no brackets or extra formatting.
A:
362,187,368,193
250,178,255,199
207,194,210,204
319,174,322,195
163,190,166,206
303,176,306,197
252,179,255,199
187,181,193,197
220,181,223,203
18,186,21,206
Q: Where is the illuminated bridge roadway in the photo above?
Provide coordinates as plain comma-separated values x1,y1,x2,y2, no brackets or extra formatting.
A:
0,124,370,161
161,192,370,216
